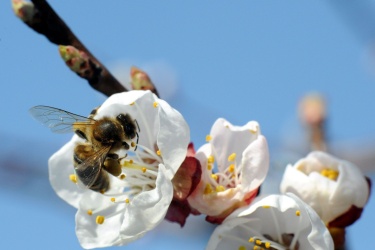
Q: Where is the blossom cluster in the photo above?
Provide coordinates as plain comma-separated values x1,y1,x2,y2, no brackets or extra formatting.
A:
46,90,370,249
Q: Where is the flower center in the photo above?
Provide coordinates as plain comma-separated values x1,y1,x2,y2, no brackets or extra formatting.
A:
219,207,302,250
320,168,339,181
204,150,242,194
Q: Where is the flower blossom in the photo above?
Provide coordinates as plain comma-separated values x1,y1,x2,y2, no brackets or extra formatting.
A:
280,151,370,228
188,118,269,223
48,90,190,249
206,193,334,250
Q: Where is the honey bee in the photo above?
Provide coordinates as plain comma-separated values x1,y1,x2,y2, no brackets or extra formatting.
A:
29,105,139,192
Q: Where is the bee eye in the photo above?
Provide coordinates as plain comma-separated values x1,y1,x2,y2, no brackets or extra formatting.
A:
75,130,87,140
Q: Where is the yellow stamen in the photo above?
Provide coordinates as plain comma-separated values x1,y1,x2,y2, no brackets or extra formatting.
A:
125,198,130,204
238,246,246,250
228,153,236,162
96,215,105,224
129,159,134,164
142,167,147,173
208,155,215,164
216,185,225,192
262,205,270,209
87,209,93,216
255,239,262,245
131,142,136,148
69,174,77,184
100,190,105,194
249,237,255,243
206,135,212,142
253,246,260,250
130,102,135,106
296,210,301,216
211,174,218,181
156,150,161,156
228,164,235,173
153,102,158,108
207,164,212,171
119,174,126,179
204,183,214,194
249,128,257,134
320,168,339,181
110,197,116,202
264,242,271,248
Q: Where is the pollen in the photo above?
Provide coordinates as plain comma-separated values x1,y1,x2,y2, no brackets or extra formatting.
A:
216,185,225,192
100,189,105,194
228,153,236,162
206,135,212,142
96,215,105,224
262,205,270,209
125,198,130,204
142,167,147,173
238,246,246,250
129,159,134,164
208,155,215,164
153,102,158,108
204,183,214,194
228,164,235,173
156,150,161,156
296,210,301,216
69,174,77,184
130,102,135,106
207,164,213,170
320,168,339,181
119,174,126,179
249,237,255,243
87,209,93,216
211,174,218,181
131,141,136,148
110,197,116,202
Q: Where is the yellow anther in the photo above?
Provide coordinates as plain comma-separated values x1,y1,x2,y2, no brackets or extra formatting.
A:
142,167,147,173
96,215,105,225
87,209,93,216
110,197,116,202
211,174,218,181
228,153,236,162
249,237,255,242
129,159,134,164
206,135,212,142
69,174,77,184
131,142,136,148
255,239,262,245
249,128,257,134
153,102,158,108
204,184,214,194
208,155,215,164
207,164,212,171
125,198,130,204
119,174,126,180
264,242,271,248
296,210,301,216
262,205,270,209
215,185,225,192
320,168,339,181
238,246,246,250
228,164,235,173
100,190,105,194
156,150,161,156
253,246,260,250
130,102,135,106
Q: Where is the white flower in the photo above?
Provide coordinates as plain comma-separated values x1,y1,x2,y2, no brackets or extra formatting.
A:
206,193,334,250
49,90,190,249
188,118,269,222
280,151,370,226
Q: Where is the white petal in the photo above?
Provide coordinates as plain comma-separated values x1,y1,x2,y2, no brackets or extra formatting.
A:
119,164,173,243
210,118,260,172
75,192,126,249
241,135,270,192
48,135,87,208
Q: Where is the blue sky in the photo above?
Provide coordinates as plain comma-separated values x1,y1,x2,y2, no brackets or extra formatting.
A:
1,1,375,249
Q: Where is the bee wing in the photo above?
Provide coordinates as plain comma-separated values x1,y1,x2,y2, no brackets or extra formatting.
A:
74,145,111,190
29,105,95,133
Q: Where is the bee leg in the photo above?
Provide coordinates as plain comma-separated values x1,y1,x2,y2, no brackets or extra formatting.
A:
104,157,122,177
122,141,130,150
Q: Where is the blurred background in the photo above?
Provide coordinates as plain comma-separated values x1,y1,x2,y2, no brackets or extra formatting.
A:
1,1,375,249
